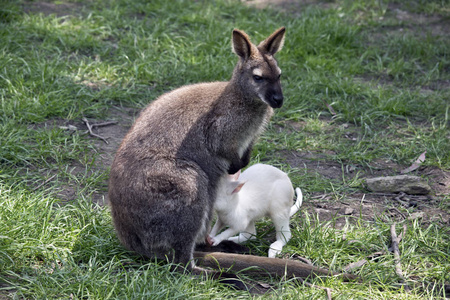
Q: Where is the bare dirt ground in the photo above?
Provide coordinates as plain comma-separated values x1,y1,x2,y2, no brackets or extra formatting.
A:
24,0,449,228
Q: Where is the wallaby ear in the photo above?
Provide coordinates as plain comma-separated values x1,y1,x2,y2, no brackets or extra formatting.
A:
258,27,286,56
232,29,254,60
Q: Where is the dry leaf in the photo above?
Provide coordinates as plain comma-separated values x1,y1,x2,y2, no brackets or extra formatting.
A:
323,100,336,115
401,151,426,174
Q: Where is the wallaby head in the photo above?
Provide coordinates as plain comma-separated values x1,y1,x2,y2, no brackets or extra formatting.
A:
231,27,285,109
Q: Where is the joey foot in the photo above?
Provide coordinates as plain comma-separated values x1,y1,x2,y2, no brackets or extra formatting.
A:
206,235,214,246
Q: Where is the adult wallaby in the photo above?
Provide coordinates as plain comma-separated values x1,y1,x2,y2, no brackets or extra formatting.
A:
108,27,286,271
209,164,303,258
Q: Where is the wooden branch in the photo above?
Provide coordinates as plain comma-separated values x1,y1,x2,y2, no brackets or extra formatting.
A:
342,251,385,273
32,174,57,191
388,223,406,252
90,120,118,128
388,207,406,220
343,259,368,272
82,117,110,144
390,223,410,292
293,254,314,266
326,287,332,300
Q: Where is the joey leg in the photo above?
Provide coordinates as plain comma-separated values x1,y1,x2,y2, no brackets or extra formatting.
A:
268,217,291,258
211,228,241,246
228,222,257,244
209,218,224,238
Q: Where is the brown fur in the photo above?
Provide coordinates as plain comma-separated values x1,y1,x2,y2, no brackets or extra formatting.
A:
108,28,286,269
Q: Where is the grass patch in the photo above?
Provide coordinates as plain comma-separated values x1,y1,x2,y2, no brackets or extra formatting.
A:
1,0,449,298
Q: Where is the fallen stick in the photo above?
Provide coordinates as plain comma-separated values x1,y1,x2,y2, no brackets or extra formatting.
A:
343,224,408,274
292,254,314,266
390,223,410,292
342,251,385,272
90,120,118,128
326,287,332,300
343,259,368,273
388,207,407,220
82,117,110,144
32,174,57,191
389,224,406,252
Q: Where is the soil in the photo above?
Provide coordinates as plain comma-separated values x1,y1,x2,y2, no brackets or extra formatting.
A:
22,1,450,225
22,1,87,17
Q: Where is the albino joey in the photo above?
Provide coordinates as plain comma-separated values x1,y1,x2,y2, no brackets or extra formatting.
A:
210,163,302,258
108,27,286,271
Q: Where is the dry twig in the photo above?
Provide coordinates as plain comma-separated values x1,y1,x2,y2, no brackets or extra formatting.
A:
296,277,333,299
90,120,118,128
394,192,410,206
326,287,332,300
82,117,112,144
32,174,57,191
342,251,385,272
343,259,368,273
388,207,407,220
342,223,409,277
293,254,314,266
390,223,410,292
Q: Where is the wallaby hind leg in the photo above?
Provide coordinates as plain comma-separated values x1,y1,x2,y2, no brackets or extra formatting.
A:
228,221,257,244
172,240,197,271
268,216,291,258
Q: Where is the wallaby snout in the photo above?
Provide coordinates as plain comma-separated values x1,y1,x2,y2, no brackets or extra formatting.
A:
267,86,284,108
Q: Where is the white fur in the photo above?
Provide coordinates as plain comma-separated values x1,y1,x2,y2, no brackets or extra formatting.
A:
210,164,303,258
252,68,263,77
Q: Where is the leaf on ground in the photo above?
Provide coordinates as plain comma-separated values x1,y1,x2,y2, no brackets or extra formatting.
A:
401,151,426,174
323,100,336,115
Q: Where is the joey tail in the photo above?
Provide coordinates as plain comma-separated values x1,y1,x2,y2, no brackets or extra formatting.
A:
289,188,303,217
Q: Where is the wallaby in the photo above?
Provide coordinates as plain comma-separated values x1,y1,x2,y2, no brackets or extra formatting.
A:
108,27,358,286
209,164,303,258
109,27,286,270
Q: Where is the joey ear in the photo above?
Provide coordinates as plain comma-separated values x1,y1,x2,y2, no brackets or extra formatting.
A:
226,180,245,195
228,169,241,181
232,29,254,59
231,181,245,194
257,27,286,56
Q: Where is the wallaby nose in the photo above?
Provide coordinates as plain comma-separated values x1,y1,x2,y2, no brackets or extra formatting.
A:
272,94,284,108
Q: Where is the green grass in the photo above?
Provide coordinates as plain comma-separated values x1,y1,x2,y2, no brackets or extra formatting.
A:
1,0,449,298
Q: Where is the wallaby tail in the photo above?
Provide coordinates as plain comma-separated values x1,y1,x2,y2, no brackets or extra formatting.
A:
289,188,303,217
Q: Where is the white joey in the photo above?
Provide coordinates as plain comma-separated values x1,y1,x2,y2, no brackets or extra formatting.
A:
210,163,303,258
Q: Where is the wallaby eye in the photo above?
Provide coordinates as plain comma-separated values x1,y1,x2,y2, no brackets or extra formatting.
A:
253,75,263,82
